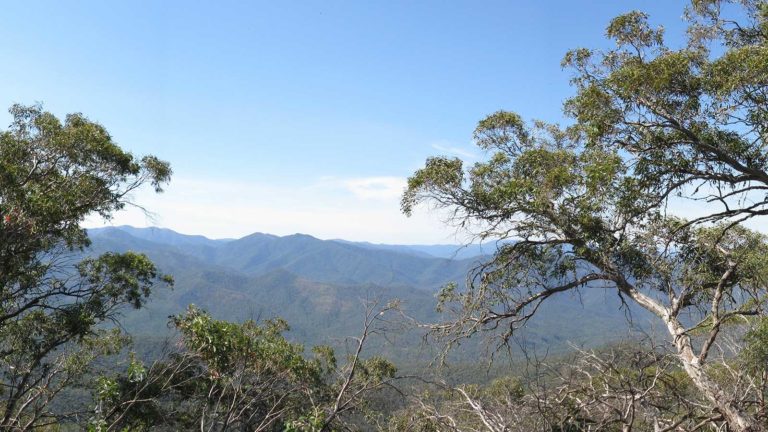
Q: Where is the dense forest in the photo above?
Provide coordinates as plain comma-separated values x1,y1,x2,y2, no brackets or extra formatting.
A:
2,1,768,430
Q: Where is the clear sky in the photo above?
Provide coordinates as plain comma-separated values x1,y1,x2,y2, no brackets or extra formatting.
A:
0,1,691,243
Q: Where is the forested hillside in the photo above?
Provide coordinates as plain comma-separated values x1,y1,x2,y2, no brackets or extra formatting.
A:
3,1,768,431
88,226,646,360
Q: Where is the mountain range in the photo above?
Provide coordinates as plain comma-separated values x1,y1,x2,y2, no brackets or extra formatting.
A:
87,226,652,361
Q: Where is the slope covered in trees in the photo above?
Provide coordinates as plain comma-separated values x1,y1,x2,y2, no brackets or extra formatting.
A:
3,0,768,430
87,226,644,361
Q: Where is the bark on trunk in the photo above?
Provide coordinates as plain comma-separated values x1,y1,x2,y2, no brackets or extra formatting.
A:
618,280,760,430
665,316,761,432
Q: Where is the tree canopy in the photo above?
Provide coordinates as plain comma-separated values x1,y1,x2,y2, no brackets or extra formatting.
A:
4,1,768,431
0,104,172,429
403,1,768,430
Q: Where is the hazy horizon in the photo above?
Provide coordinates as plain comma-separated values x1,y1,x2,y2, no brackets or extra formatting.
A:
2,1,698,242
87,223,499,248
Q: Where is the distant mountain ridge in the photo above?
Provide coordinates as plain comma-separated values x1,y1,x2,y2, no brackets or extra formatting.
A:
89,226,483,289
86,226,652,360
89,225,233,248
90,226,490,259
331,239,495,260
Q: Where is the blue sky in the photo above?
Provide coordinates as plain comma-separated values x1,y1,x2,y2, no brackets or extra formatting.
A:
0,1,691,243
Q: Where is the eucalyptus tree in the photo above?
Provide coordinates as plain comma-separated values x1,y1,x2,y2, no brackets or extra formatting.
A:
92,303,401,432
403,1,768,430
390,341,731,432
91,306,328,432
0,104,172,429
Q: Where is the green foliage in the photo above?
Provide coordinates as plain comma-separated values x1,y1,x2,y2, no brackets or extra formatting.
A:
92,308,308,429
403,1,768,430
173,305,322,383
283,408,327,432
485,376,525,402
401,157,464,217
94,307,401,431
100,311,284,428
0,104,171,429
358,356,397,384
7,1,768,430
742,317,768,372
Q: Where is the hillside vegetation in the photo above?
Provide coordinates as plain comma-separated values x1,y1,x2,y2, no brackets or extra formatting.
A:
88,226,644,361
3,1,768,430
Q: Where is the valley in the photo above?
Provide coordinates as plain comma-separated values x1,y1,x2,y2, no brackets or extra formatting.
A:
89,226,652,363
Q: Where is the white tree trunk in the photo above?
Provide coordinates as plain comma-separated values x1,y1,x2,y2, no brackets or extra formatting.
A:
664,316,761,432
619,282,760,431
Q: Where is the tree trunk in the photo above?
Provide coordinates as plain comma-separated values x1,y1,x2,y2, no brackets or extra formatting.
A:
665,316,761,432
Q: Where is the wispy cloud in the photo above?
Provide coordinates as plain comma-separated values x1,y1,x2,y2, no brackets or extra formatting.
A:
430,142,478,160
342,176,406,200
86,174,768,243
83,175,465,243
